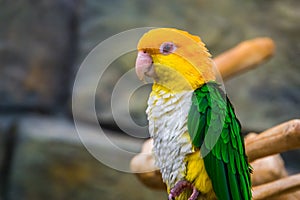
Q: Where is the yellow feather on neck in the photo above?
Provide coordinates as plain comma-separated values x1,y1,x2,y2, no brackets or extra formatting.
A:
151,53,208,93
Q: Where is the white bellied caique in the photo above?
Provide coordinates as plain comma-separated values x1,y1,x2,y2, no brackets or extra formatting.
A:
135,28,252,200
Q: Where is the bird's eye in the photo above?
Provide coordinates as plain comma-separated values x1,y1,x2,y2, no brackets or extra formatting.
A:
160,42,176,55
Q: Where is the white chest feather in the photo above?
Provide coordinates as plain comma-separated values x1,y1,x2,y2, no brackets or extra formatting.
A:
146,89,194,187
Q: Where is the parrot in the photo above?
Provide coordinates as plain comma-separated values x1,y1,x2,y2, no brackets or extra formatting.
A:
135,28,252,200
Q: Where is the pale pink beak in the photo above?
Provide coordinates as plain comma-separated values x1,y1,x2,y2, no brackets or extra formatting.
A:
135,51,155,80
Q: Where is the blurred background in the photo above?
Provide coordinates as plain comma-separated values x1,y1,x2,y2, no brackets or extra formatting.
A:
0,0,299,199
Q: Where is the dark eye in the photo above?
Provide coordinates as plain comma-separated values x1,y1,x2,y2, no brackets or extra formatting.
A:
160,42,176,55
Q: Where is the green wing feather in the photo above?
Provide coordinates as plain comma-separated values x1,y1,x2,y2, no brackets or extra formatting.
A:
188,82,252,200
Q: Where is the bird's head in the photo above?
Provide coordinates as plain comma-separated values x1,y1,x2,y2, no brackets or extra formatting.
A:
135,28,215,92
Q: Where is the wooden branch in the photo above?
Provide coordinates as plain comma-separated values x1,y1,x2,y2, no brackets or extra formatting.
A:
214,37,275,80
130,139,165,190
250,153,287,186
252,174,300,200
271,191,300,200
246,119,300,163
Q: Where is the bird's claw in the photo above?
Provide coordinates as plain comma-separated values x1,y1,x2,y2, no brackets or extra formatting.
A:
168,180,200,200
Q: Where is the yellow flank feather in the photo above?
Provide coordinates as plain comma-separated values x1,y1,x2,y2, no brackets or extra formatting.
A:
161,132,216,200
185,152,216,200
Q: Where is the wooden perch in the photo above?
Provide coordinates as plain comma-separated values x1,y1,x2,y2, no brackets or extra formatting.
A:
130,139,165,190
246,119,300,162
252,174,300,200
250,152,287,186
214,37,275,80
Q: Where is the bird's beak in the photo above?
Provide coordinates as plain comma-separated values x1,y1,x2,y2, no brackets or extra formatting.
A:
135,51,155,80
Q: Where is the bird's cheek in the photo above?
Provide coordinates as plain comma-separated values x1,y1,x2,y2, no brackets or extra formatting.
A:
135,51,155,80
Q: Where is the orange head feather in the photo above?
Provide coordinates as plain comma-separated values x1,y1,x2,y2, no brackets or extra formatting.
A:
135,28,215,92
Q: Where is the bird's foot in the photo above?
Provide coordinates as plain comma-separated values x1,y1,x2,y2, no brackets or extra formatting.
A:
168,180,199,200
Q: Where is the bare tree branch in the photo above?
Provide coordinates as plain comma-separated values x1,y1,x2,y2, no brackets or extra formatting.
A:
252,174,300,200
246,119,300,162
214,37,275,80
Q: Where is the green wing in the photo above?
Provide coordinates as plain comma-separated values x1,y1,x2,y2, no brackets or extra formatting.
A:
188,82,252,200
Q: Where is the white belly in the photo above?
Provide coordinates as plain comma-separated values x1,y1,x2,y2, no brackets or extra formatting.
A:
146,89,194,188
